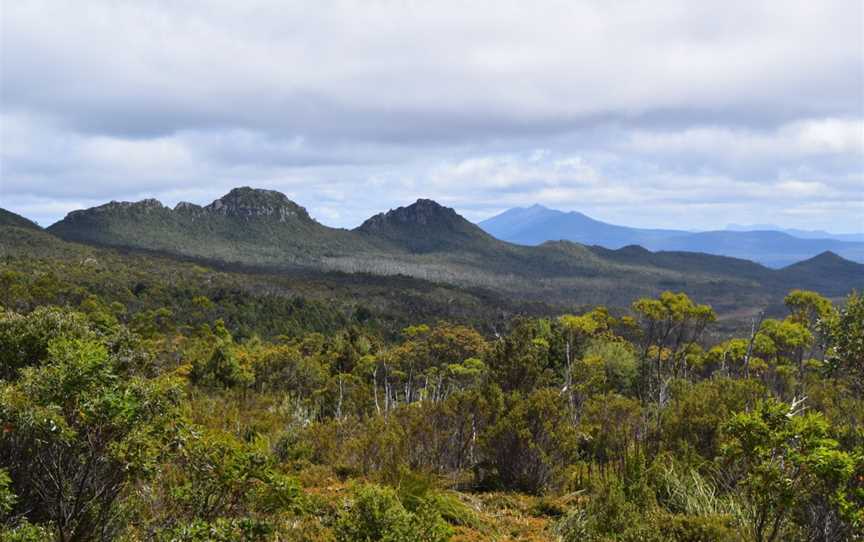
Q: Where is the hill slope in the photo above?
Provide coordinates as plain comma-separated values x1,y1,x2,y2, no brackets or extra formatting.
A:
480,205,864,267
0,208,42,230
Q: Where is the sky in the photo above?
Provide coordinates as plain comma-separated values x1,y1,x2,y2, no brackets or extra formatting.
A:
1,0,863,232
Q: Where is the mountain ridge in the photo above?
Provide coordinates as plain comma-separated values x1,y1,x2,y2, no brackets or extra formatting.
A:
726,223,864,242
11,187,863,314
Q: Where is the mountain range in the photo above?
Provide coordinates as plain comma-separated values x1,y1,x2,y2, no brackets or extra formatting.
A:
2,187,863,318
479,205,864,268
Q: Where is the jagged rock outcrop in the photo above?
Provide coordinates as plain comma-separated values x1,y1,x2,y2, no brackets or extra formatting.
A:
359,199,460,231
202,187,313,223
67,198,165,217
56,187,314,225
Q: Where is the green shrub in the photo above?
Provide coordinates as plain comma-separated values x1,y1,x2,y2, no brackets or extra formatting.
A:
335,484,451,542
658,513,737,542
0,520,54,542
480,388,579,493
155,517,272,542
0,333,183,541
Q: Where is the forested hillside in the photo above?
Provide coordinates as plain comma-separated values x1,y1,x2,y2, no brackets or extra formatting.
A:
1,219,862,541
0,209,41,231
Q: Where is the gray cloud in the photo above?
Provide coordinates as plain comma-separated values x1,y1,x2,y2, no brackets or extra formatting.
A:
1,0,862,233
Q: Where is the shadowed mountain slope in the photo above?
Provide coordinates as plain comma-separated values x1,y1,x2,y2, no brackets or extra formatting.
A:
0,208,42,231
356,199,501,254
779,251,864,295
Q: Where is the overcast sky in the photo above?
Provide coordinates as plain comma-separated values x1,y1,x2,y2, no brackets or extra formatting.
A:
2,0,863,232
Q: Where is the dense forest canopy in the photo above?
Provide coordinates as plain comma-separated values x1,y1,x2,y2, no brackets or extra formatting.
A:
0,219,862,541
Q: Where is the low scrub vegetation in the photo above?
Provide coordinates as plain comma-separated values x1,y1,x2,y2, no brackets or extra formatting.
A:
1,239,862,541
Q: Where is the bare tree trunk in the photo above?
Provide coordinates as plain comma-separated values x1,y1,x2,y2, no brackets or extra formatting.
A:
373,367,381,415
337,374,343,420
744,310,765,379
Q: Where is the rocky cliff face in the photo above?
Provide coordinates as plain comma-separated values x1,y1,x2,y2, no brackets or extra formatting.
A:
57,187,315,225
201,187,313,223
59,199,168,226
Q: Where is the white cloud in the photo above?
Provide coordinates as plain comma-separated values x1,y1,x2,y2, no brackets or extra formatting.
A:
0,0,862,232
624,118,864,158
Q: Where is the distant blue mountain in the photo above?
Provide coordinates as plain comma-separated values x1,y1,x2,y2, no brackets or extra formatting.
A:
479,205,864,268
725,223,864,243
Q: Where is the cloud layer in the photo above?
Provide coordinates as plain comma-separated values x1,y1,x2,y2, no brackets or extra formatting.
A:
2,0,862,231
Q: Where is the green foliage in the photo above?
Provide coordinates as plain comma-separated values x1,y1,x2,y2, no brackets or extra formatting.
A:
784,289,834,329
0,469,16,517
578,392,642,466
481,388,580,493
488,318,557,392
555,481,658,541
191,343,254,389
0,306,93,380
632,292,716,402
0,322,183,541
661,377,765,460
395,470,478,528
656,513,737,542
0,520,54,542
1,231,863,542
583,338,638,394
334,484,452,542
154,517,273,542
162,428,302,522
650,455,744,522
722,398,859,542
555,479,738,542
824,291,864,390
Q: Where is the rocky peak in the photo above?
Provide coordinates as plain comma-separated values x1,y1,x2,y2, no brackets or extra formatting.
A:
358,199,461,232
204,187,312,223
355,199,495,253
103,198,164,211
63,198,166,221
138,198,164,209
